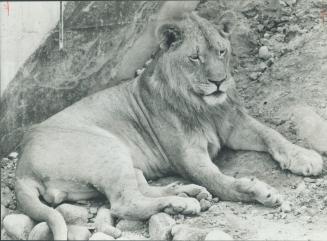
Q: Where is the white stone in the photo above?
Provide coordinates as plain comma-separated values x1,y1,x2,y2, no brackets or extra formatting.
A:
3,214,36,240
280,201,293,213
56,203,88,225
259,46,271,60
89,232,115,240
172,224,207,240
28,222,53,240
205,229,233,240
67,225,91,240
149,213,175,240
116,219,145,232
1,204,8,227
8,152,18,160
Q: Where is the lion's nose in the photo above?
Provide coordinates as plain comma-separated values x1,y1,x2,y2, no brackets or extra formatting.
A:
208,75,227,83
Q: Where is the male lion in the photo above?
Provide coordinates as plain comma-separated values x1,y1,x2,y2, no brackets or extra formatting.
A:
14,3,323,240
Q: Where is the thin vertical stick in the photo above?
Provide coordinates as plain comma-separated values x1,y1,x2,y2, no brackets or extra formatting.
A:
59,1,64,50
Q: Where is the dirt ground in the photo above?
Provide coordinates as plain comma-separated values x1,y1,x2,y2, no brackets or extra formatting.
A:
1,0,327,240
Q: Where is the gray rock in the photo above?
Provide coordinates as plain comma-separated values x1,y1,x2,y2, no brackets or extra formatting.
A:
89,232,115,240
95,207,122,238
117,232,148,240
205,229,233,240
171,224,208,240
249,72,260,81
1,229,13,240
28,222,53,240
3,214,36,240
259,46,271,60
67,225,92,240
149,213,175,240
1,204,8,227
56,203,88,225
8,152,18,160
116,219,145,232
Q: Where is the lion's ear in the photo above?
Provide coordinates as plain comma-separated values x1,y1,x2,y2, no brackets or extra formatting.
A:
216,11,236,37
156,24,183,50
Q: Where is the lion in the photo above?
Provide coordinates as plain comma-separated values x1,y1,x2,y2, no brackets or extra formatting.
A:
14,2,323,240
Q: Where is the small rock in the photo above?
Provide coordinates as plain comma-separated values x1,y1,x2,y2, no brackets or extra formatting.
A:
200,199,211,212
56,203,88,225
136,68,145,76
296,181,306,193
89,207,98,214
259,46,271,60
280,201,293,213
117,232,147,240
205,229,233,240
212,197,219,203
323,196,327,205
208,205,220,213
305,208,316,217
249,72,260,81
1,204,8,226
304,178,317,183
171,224,208,240
8,152,18,160
257,24,264,32
89,232,114,240
149,213,176,240
259,62,267,71
116,219,145,232
28,222,52,240
3,214,36,240
95,207,121,238
1,229,13,240
266,214,274,220
68,225,92,240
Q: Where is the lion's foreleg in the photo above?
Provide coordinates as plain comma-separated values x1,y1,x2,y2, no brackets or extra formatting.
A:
178,145,282,207
225,113,323,176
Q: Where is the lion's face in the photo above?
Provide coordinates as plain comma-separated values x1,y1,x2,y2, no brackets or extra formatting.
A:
155,12,236,106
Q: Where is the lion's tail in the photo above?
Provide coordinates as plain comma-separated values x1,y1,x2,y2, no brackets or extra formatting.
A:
15,179,67,240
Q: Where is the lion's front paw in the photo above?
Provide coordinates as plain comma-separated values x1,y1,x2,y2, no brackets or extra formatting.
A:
235,177,282,207
163,197,200,215
281,145,323,176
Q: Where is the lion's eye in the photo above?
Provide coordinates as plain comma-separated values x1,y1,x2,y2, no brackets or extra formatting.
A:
189,54,200,62
219,49,226,57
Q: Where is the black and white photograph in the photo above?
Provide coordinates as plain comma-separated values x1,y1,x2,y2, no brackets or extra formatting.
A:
1,1,327,240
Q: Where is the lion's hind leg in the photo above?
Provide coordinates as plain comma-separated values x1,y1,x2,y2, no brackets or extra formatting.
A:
135,168,212,200
103,163,201,220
